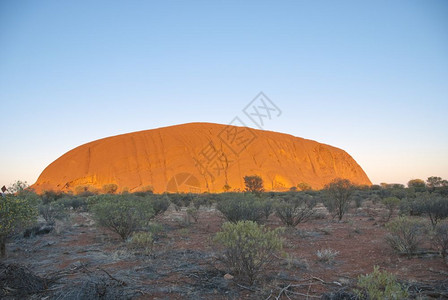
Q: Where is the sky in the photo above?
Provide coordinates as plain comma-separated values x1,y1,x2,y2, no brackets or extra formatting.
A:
0,0,447,187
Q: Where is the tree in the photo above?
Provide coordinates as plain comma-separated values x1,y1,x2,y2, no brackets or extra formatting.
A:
324,178,355,221
297,182,312,191
416,193,448,229
427,176,443,190
223,184,231,192
0,195,37,257
407,179,426,192
244,175,264,195
7,180,29,194
102,183,118,194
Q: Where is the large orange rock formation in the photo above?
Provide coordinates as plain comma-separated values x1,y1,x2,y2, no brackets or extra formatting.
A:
32,123,371,193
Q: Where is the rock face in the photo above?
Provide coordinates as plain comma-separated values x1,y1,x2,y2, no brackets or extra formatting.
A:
32,122,371,193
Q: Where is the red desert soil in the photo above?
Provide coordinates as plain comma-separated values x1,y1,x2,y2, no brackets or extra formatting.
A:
4,204,446,299
31,122,371,194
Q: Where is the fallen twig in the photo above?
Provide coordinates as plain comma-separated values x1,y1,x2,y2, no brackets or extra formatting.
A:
237,283,258,292
96,267,127,286
276,283,291,300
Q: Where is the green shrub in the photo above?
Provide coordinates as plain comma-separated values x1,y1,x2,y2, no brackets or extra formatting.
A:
90,194,154,240
127,232,154,255
192,194,214,209
324,178,355,221
216,193,266,223
86,194,118,209
356,266,408,300
56,196,87,211
38,202,67,224
186,207,199,224
41,190,65,204
261,198,274,219
274,193,316,227
385,216,423,256
214,221,283,284
432,222,448,264
146,195,170,216
416,193,448,229
382,197,400,221
0,195,38,257
148,223,165,237
132,185,154,196
168,193,194,210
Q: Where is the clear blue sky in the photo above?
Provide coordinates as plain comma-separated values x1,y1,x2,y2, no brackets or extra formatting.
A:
1,0,447,187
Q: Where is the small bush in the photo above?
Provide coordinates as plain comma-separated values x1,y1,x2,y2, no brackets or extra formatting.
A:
57,196,87,211
214,221,283,284
186,207,199,224
41,190,64,204
0,195,38,257
90,195,154,241
127,232,154,255
38,202,67,224
146,195,170,216
274,193,316,227
356,266,408,300
148,223,165,238
261,198,274,219
432,222,448,264
417,193,448,229
316,248,339,264
385,216,423,256
382,197,400,221
85,194,118,209
168,193,194,210
74,185,98,196
192,194,214,209
216,194,266,223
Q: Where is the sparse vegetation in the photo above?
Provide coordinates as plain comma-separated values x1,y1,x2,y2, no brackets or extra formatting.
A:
146,195,170,216
3,175,448,298
127,232,154,255
356,265,408,300
214,221,283,284
0,195,37,257
316,248,339,264
216,193,267,223
274,192,316,227
324,178,355,221
432,222,448,264
385,216,423,256
90,194,154,240
38,202,67,224
415,193,448,229
382,196,400,221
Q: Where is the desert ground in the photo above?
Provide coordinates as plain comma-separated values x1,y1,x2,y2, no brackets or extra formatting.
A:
2,195,447,300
